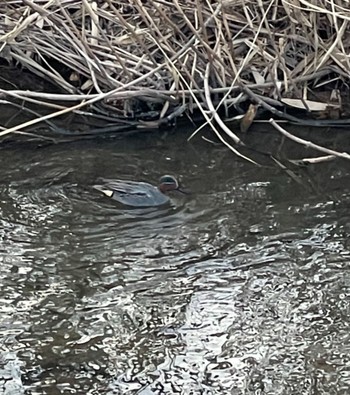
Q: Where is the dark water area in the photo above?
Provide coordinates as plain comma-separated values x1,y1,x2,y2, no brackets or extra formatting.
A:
0,127,350,395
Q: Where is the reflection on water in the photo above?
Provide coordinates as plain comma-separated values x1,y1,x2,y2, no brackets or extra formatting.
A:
1,131,350,394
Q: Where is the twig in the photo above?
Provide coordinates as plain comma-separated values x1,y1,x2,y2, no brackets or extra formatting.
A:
289,155,336,165
269,118,350,160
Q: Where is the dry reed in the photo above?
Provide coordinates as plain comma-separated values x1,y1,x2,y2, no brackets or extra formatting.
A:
1,0,350,152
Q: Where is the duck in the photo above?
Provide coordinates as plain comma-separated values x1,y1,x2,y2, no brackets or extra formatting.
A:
93,175,185,207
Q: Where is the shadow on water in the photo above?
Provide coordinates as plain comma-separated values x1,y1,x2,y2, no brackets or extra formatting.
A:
1,127,350,394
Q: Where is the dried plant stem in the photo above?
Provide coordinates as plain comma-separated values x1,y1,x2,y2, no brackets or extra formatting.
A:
0,0,349,150
269,118,350,160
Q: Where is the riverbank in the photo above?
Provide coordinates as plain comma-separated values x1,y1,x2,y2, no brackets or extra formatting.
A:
1,1,350,152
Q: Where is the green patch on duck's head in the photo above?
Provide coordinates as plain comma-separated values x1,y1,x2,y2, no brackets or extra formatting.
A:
159,175,179,192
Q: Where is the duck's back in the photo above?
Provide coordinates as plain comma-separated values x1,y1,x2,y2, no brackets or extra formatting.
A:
93,179,169,207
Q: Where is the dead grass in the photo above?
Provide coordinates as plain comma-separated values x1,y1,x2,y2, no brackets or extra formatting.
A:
0,0,350,149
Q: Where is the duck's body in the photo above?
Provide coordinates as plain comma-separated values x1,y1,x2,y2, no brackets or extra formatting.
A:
93,175,181,207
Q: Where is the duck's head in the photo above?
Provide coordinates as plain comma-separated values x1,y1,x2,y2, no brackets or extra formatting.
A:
158,175,181,193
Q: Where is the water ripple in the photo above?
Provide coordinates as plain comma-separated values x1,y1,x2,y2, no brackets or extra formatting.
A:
1,137,350,393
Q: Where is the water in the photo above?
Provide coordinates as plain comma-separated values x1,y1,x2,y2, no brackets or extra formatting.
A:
0,129,350,394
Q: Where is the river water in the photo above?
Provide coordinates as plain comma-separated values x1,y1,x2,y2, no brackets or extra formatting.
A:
0,128,350,394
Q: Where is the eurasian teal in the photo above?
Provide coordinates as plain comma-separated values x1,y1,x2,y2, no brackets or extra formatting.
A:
93,175,184,207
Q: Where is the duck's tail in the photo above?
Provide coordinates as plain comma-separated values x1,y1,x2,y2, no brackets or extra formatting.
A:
93,185,114,198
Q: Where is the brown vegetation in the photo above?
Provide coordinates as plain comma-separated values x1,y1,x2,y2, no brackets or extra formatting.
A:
0,1,350,158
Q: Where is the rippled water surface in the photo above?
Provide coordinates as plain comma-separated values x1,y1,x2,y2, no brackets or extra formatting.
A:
1,130,350,394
